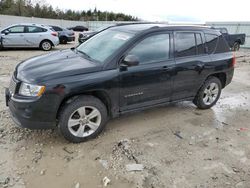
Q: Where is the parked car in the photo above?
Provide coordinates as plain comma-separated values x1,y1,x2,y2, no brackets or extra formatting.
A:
5,24,235,143
0,23,59,51
49,25,75,44
78,25,114,43
67,25,88,32
214,27,246,51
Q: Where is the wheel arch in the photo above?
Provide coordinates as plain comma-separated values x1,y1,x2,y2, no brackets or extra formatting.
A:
207,72,227,88
39,39,54,47
56,90,112,121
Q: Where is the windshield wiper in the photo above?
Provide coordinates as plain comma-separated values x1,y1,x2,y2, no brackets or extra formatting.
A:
75,49,92,59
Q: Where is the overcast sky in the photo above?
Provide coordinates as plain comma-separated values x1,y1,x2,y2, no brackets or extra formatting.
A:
49,0,250,23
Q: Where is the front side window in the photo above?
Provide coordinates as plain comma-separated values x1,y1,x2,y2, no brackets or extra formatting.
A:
128,34,170,64
175,32,196,57
77,29,134,63
7,26,25,33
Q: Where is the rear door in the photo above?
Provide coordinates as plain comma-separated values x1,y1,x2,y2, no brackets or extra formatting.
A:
172,31,211,100
24,26,47,47
1,25,26,47
119,32,175,111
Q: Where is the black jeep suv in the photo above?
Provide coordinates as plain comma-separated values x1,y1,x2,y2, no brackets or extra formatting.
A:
5,24,235,143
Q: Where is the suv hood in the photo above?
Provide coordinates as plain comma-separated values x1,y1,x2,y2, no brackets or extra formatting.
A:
16,49,102,83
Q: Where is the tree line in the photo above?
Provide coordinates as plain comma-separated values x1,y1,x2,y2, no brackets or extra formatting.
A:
0,0,139,21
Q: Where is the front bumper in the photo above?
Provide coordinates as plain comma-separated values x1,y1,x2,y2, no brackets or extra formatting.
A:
5,88,56,129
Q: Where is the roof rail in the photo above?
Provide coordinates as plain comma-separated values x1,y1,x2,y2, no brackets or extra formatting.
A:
114,22,167,27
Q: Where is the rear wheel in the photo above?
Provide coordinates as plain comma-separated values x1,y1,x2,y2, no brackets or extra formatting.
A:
60,36,68,44
232,42,240,51
40,40,52,51
193,77,222,109
58,95,108,143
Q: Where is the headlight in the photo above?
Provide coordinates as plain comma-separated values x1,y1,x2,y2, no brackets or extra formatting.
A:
19,82,46,97
82,35,90,39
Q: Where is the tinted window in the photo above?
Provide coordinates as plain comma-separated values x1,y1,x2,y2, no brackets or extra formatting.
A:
205,34,218,54
77,29,134,63
220,28,227,34
52,26,62,31
8,26,25,33
128,34,170,64
195,33,205,55
27,26,46,33
175,33,196,57
215,35,230,53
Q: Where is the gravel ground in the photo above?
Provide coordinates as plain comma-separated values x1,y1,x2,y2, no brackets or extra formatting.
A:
0,43,250,188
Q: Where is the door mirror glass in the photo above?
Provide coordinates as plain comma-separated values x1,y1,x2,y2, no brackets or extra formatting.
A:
122,55,139,67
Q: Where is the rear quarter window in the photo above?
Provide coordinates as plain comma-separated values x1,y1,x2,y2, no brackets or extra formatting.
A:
205,33,230,54
215,35,230,53
204,34,218,54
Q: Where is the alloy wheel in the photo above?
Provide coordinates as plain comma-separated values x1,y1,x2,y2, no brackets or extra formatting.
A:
203,82,219,105
67,106,102,138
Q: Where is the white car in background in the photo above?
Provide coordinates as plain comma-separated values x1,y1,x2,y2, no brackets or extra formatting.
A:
0,23,59,51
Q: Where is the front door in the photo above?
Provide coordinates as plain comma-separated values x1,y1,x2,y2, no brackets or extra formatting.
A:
1,25,26,47
119,32,175,112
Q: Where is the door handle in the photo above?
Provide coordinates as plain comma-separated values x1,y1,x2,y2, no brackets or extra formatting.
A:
195,64,204,72
162,66,170,71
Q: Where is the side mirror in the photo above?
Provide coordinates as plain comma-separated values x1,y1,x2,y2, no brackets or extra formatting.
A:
3,30,9,35
121,55,139,67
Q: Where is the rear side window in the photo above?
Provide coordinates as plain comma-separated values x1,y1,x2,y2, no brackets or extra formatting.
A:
26,26,46,33
175,33,196,57
128,34,170,64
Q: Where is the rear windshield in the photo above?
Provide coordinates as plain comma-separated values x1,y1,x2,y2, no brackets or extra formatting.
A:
205,33,230,54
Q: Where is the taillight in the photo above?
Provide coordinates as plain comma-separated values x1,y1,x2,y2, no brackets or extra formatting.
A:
51,32,58,37
232,52,236,67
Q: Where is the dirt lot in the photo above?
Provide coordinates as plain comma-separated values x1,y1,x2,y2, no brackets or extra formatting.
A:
0,43,250,188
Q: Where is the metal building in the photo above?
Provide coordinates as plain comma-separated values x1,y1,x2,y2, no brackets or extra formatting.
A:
206,21,250,48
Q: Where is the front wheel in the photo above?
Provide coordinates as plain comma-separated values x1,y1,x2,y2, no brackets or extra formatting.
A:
193,77,222,109
58,95,108,143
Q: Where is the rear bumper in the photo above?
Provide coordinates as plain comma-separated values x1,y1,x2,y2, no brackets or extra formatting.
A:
67,36,75,42
5,88,56,129
53,37,60,46
225,68,234,87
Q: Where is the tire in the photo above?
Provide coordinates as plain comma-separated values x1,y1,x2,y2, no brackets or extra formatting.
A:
60,36,67,44
193,77,222,109
58,95,108,143
40,40,52,51
232,42,240,51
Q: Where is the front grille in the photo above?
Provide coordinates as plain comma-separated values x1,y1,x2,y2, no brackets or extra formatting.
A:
9,76,17,94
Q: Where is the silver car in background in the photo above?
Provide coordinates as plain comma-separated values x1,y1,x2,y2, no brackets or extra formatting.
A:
0,23,59,51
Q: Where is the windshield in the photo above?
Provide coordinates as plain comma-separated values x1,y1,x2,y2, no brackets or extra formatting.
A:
76,29,134,63
95,25,112,32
